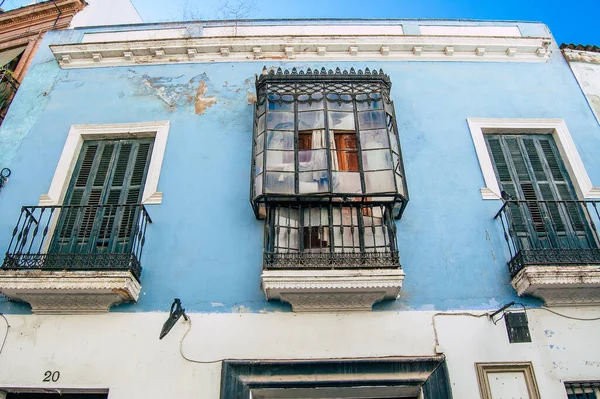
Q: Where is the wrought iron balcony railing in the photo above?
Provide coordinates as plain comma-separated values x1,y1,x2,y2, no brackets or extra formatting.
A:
0,70,19,123
494,199,600,277
264,202,400,270
2,204,152,281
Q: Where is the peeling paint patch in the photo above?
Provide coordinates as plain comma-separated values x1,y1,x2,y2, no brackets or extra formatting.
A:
544,329,554,337
232,305,251,313
485,230,496,262
129,70,216,114
194,80,217,114
247,90,257,104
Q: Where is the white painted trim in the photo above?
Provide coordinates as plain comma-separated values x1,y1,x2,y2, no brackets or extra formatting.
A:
82,28,188,43
467,118,600,200
50,34,552,69
419,25,521,37
203,24,405,37
40,121,170,206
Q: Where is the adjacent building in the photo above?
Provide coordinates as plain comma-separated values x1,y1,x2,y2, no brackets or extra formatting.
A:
561,43,600,122
0,18,598,399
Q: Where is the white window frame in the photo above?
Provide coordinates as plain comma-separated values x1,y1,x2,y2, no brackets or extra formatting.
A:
467,118,600,200
39,121,170,206
475,362,541,399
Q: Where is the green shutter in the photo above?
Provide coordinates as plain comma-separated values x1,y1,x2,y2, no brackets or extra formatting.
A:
486,134,595,249
52,139,154,254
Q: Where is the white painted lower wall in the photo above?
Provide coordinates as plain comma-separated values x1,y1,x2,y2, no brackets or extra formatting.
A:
0,308,598,398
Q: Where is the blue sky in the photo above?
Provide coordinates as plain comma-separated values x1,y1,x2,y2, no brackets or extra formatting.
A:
128,0,600,45
2,0,598,45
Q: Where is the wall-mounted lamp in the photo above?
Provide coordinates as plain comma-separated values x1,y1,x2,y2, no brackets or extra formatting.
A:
0,168,10,192
159,298,188,340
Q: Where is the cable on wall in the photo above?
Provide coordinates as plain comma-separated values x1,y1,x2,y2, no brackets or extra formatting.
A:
0,314,10,358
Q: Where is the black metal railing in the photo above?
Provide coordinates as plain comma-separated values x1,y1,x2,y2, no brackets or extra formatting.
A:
495,199,600,277
264,202,400,269
2,204,152,281
0,70,19,123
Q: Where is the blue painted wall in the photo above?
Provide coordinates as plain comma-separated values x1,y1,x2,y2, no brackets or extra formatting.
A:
0,21,598,314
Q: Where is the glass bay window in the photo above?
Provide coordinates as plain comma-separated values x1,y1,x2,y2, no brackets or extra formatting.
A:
251,67,409,219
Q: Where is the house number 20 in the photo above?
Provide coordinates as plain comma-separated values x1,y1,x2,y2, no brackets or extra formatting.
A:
43,371,60,382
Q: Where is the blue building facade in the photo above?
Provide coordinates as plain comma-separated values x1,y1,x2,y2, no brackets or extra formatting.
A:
0,19,598,399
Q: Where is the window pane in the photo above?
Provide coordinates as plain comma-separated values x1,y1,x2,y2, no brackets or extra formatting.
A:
332,206,359,225
332,171,362,194
298,99,324,111
360,129,389,150
358,110,386,130
303,226,330,252
254,153,263,175
268,94,294,111
278,207,299,227
257,99,266,116
298,110,324,130
362,149,392,171
356,99,383,111
304,206,329,226
389,129,399,154
266,131,294,150
298,129,327,150
265,172,294,194
299,171,329,193
333,226,360,250
365,170,395,193
258,114,265,133
254,173,262,196
327,94,353,110
328,111,355,130
276,227,299,251
299,149,328,171
255,133,264,154
267,112,294,130
393,153,405,196
266,150,294,171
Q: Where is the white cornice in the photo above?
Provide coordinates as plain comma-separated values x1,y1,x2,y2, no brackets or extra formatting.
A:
261,269,405,312
50,34,552,69
0,270,141,314
512,265,600,306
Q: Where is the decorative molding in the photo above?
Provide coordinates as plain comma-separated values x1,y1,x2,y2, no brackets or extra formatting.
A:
40,121,170,206
261,269,405,312
221,356,451,399
512,265,600,306
50,35,552,69
0,270,140,314
467,118,600,200
475,362,541,399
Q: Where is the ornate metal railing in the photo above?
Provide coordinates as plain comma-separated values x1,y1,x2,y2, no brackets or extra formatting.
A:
2,204,152,281
0,70,19,123
264,202,400,270
494,199,600,277
264,251,400,269
0,167,10,193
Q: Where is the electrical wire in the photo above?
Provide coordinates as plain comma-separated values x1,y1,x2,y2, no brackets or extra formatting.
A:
531,306,600,321
178,315,445,364
0,314,10,358
179,317,223,364
431,311,489,351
